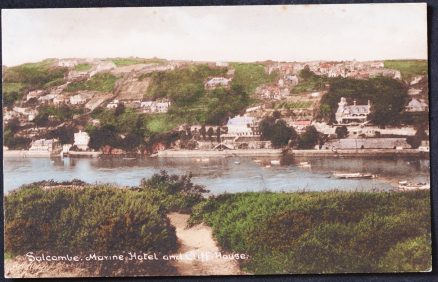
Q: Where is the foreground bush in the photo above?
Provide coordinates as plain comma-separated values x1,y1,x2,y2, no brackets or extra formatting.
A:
190,191,432,274
4,172,207,257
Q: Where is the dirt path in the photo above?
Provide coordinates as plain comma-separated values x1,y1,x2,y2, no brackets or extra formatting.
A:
167,212,242,276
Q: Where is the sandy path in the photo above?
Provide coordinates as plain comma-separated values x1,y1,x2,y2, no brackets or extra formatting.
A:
167,212,242,276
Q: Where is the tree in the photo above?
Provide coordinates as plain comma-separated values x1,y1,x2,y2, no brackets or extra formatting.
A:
299,65,314,80
335,126,349,139
123,133,143,151
216,127,221,143
5,118,20,134
200,125,207,141
406,126,428,149
115,103,125,117
207,127,214,141
298,126,320,149
88,125,121,150
259,116,276,141
48,126,75,144
271,120,298,148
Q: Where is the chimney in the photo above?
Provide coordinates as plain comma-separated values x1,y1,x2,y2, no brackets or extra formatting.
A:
353,100,357,106
368,100,371,106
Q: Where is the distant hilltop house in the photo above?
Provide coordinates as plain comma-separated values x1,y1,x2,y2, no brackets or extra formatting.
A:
74,130,90,151
140,99,171,113
204,77,232,90
335,97,371,125
215,62,229,67
405,98,428,112
323,138,411,151
29,139,60,152
57,59,79,68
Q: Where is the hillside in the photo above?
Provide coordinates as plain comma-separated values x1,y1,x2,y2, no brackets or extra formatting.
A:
2,58,429,152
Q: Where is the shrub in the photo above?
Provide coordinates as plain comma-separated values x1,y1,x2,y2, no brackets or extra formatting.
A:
191,191,431,274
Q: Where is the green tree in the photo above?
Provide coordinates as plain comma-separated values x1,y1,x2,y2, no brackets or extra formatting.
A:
298,126,320,149
88,125,121,150
200,125,207,141
335,126,349,139
271,120,298,148
123,133,143,151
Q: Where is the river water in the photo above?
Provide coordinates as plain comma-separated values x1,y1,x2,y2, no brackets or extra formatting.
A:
3,155,430,194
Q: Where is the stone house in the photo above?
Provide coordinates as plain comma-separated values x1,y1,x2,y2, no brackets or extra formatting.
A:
405,98,428,112
335,97,371,124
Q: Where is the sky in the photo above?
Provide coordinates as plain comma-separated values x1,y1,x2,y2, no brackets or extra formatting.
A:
1,3,427,66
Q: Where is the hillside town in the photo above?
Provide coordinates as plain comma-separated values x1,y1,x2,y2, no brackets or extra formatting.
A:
2,58,429,157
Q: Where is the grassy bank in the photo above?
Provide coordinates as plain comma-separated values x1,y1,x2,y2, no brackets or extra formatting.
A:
190,190,432,274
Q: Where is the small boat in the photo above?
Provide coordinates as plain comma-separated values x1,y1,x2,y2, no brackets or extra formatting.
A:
270,160,281,165
398,181,430,190
253,159,262,163
234,161,241,165
333,172,375,179
298,161,311,168
265,165,271,168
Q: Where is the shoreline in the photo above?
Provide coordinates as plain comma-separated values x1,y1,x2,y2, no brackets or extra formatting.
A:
3,148,429,159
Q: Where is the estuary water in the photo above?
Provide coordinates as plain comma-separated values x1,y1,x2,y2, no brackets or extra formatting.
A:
3,155,430,194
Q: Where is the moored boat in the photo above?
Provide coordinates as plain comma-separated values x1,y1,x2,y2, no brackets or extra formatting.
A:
333,172,375,179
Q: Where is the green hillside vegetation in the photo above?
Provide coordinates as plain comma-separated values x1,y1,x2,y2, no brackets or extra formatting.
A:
5,171,206,257
3,82,25,108
275,101,313,110
384,60,428,81
230,63,279,95
66,73,117,93
319,76,407,125
112,58,166,67
74,63,92,72
145,64,251,125
190,190,431,274
2,60,68,105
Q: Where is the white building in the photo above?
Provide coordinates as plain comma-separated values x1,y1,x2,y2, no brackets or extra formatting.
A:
58,59,78,68
226,116,259,136
29,139,60,152
107,99,120,109
74,130,90,151
204,77,231,89
70,94,87,105
405,98,428,112
141,100,171,113
335,97,371,124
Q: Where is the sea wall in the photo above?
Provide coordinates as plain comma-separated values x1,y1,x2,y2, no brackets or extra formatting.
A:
3,150,51,158
157,149,283,158
289,149,428,157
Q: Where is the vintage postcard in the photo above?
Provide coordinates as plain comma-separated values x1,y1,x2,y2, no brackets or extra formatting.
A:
2,3,431,278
